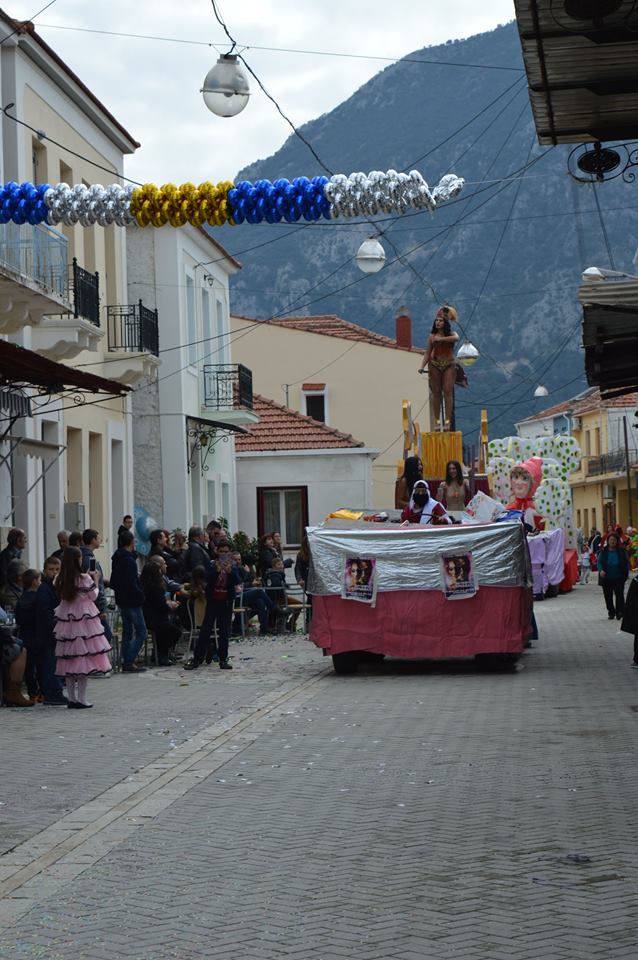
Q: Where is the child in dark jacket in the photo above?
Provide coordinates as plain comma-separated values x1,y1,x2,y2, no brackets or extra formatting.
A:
33,556,66,704
14,568,41,698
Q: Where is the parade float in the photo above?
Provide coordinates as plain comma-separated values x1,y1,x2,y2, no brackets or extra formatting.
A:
306,319,582,673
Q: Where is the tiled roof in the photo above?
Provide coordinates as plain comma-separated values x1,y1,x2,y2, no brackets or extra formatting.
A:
232,313,423,353
519,386,638,424
235,394,364,452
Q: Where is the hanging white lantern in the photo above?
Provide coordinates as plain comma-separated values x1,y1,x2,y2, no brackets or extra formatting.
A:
355,237,386,274
534,384,549,397
201,54,250,117
457,341,479,366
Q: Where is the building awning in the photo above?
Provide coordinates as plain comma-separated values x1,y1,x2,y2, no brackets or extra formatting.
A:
582,301,638,398
0,339,131,396
514,2,638,144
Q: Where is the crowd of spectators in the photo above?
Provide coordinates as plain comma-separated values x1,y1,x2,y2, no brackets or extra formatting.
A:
1,518,311,708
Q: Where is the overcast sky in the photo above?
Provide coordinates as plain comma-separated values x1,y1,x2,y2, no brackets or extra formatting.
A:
13,0,516,185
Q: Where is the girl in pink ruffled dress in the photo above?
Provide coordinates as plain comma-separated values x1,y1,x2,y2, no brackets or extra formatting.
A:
54,546,112,709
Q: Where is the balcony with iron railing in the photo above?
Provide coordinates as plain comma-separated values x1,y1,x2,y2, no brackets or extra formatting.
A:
107,301,160,356
203,363,253,411
585,451,627,477
70,257,100,326
201,363,257,427
103,301,161,386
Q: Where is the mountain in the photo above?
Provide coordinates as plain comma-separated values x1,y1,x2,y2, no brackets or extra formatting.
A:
210,22,637,441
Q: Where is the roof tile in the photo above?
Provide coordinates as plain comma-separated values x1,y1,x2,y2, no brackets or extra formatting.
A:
232,313,423,353
235,394,364,452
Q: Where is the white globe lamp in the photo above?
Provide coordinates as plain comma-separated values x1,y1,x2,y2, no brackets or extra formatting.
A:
355,237,386,274
201,54,250,117
457,341,479,366
534,384,549,398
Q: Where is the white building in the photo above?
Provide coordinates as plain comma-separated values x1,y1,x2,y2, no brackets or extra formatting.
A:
235,393,378,547
126,223,256,533
0,14,155,569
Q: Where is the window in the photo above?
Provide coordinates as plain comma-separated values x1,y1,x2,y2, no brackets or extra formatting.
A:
585,431,591,456
32,138,47,184
257,487,308,548
202,289,212,360
576,509,581,527
584,508,589,533
305,394,325,422
594,427,600,457
185,275,197,365
592,507,597,530
303,384,327,423
215,298,225,363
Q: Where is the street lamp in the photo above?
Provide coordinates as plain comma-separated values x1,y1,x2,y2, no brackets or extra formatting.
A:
457,341,479,366
534,384,549,398
355,237,386,274
201,54,250,117
581,266,633,282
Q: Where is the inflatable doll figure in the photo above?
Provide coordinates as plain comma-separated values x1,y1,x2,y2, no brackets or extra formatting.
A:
506,456,544,531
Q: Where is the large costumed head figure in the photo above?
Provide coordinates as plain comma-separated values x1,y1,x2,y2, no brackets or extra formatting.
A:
486,435,581,547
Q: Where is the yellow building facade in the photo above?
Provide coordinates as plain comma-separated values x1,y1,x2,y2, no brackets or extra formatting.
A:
518,388,638,535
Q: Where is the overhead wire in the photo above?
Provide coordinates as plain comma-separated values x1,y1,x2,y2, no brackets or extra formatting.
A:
35,20,525,71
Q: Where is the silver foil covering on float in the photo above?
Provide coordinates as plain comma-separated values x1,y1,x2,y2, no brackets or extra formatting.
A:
307,520,531,595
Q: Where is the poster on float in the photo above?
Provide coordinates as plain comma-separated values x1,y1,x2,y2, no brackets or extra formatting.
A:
342,556,378,605
440,552,478,600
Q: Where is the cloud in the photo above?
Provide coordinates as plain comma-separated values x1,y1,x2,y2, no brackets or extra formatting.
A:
13,0,515,184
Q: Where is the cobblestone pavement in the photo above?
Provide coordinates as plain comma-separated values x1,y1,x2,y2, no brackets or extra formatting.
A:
1,583,637,959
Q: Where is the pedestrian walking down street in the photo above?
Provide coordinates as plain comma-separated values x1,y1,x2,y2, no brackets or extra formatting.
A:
54,547,112,709
580,547,591,585
598,533,629,620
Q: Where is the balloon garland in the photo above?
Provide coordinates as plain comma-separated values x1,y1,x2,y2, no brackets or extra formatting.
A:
0,169,464,228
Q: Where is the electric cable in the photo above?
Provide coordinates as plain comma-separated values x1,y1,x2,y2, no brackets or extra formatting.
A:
35,20,525,71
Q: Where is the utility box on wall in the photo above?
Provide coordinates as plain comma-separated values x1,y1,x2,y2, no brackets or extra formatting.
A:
64,501,86,532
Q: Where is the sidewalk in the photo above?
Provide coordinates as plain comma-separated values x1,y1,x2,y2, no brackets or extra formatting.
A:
1,582,637,959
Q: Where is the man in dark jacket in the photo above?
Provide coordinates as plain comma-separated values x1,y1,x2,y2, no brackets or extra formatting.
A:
110,530,147,673
33,556,66,704
149,529,182,581
183,526,212,577
0,528,26,589
184,541,240,671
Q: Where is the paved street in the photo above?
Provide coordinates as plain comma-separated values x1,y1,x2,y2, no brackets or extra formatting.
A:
1,583,637,959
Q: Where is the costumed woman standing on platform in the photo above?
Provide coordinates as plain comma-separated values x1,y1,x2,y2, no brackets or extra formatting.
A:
418,305,459,431
437,460,470,516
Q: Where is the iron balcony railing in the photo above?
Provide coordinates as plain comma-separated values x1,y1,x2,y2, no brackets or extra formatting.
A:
586,451,627,476
106,301,160,356
203,363,253,410
0,222,68,300
71,257,100,326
